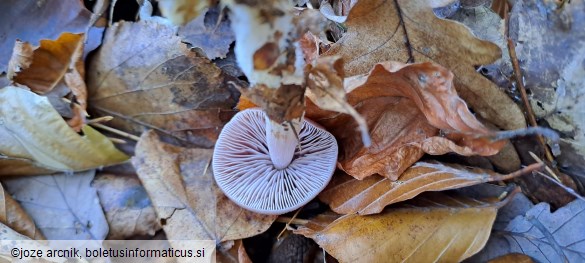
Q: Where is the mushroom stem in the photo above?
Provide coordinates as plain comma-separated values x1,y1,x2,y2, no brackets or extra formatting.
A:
266,116,301,169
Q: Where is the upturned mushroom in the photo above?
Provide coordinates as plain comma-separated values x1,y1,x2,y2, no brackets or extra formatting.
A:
212,108,338,215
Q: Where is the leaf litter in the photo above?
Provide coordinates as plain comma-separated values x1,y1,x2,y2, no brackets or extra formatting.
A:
0,0,583,262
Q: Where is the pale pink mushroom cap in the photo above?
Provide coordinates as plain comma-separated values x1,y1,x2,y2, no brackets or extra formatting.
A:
212,108,338,215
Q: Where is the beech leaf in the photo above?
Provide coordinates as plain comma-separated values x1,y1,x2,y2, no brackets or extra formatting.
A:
2,170,109,241
132,131,276,242
0,86,128,175
324,0,526,130
178,7,235,60
87,20,240,148
306,61,506,179
295,192,504,263
319,161,541,215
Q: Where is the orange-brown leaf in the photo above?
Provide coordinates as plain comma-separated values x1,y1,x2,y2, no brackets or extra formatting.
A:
319,161,540,215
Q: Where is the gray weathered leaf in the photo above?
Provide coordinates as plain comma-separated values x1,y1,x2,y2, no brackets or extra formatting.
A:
2,170,109,242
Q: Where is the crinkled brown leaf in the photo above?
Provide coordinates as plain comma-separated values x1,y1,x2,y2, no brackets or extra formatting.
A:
295,192,503,263
93,173,161,240
306,61,506,179
8,33,88,132
0,86,128,174
178,7,235,60
0,183,44,240
325,0,525,131
0,0,100,74
319,161,541,215
132,131,276,242
87,20,240,148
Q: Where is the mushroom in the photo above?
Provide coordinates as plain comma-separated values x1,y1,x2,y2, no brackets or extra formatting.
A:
212,108,338,215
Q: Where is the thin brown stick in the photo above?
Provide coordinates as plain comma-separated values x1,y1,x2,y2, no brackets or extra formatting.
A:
505,5,556,165
107,137,127,144
490,163,544,181
87,116,114,124
277,208,303,240
89,123,140,141
275,217,309,226
528,151,561,182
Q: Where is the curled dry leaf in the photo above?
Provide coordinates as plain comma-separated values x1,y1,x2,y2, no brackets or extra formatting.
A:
319,161,542,215
178,6,235,60
87,20,240,148
8,33,88,132
0,183,45,240
132,131,276,243
0,0,100,74
93,173,161,240
2,170,109,241
324,0,526,131
306,61,506,179
295,192,504,263
158,0,211,25
0,86,128,175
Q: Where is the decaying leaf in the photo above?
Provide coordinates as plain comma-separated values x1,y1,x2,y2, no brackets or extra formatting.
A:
87,19,240,148
0,86,128,175
179,6,235,60
324,0,526,131
93,173,161,240
0,0,101,75
306,61,506,179
158,0,211,25
2,170,109,241
319,161,540,215
486,253,535,263
0,224,61,262
7,33,89,132
296,192,503,263
469,198,585,262
0,183,44,240
132,131,276,242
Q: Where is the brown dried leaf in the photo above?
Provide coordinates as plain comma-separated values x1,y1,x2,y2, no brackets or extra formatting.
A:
178,7,235,60
488,253,535,263
319,161,539,215
93,173,161,240
132,131,276,242
8,33,88,132
325,0,526,130
0,0,99,74
87,20,240,148
0,86,128,175
0,183,44,240
306,61,506,179
295,192,501,263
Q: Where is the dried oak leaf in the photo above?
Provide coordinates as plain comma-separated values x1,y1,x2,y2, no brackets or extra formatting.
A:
132,131,276,242
295,192,504,263
306,61,506,179
178,7,235,60
325,0,525,131
87,20,240,148
0,183,45,240
319,161,539,215
8,33,88,132
3,170,109,241
0,86,128,175
93,173,161,240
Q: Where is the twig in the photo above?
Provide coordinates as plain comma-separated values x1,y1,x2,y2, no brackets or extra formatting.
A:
89,123,140,141
87,116,114,124
275,216,309,226
107,137,127,144
491,163,544,181
528,151,561,182
277,208,303,240
505,4,556,165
